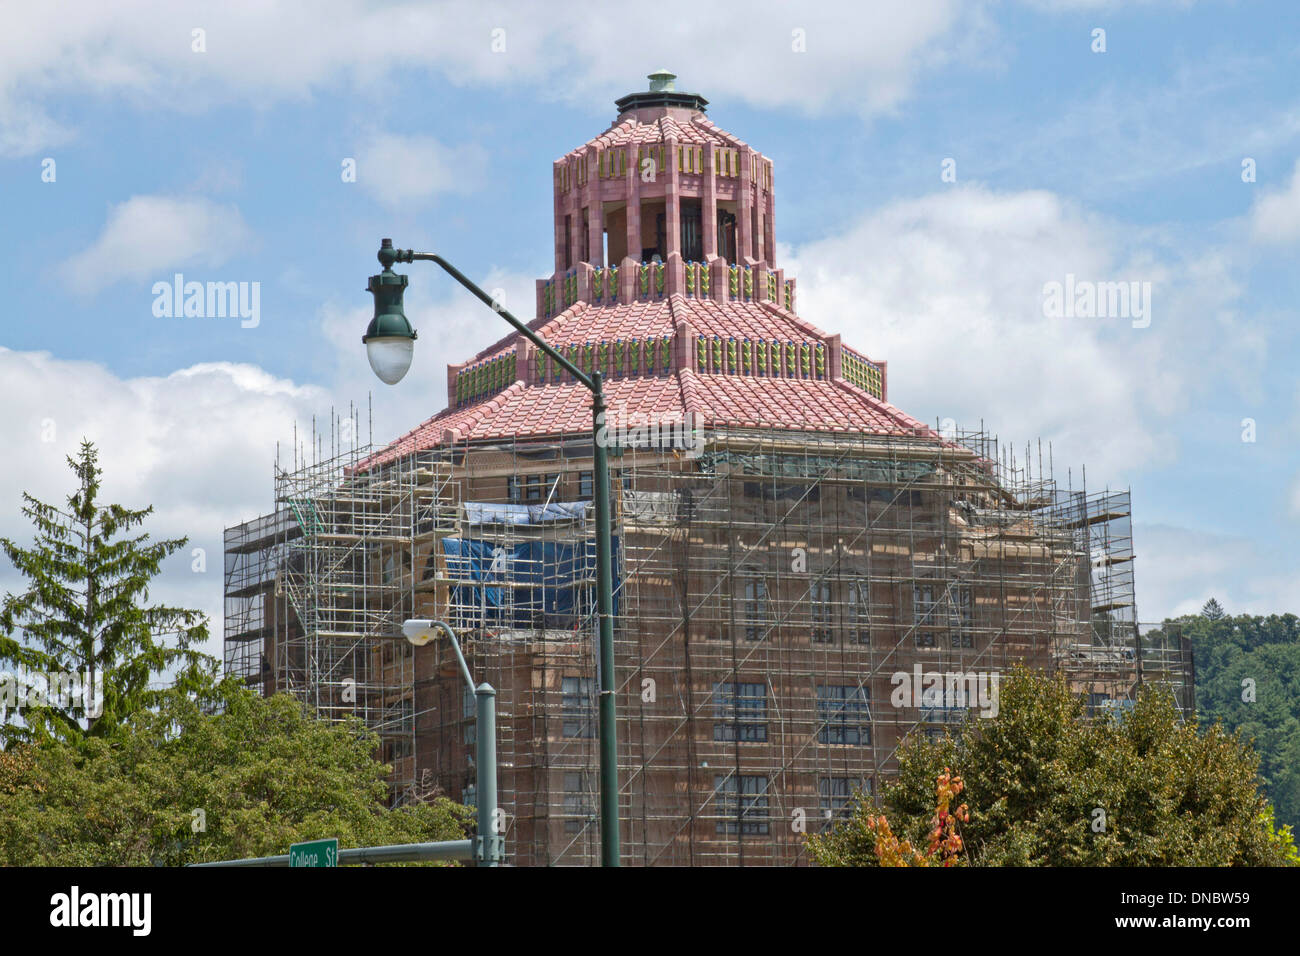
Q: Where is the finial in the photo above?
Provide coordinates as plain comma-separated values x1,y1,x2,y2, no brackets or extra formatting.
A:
648,69,676,92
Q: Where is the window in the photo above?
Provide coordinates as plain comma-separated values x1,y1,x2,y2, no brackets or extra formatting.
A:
914,583,938,625
648,210,666,262
921,703,967,725
562,676,595,738
852,486,922,507
817,684,871,745
820,776,871,828
914,583,939,648
681,200,703,261
915,582,974,648
507,473,560,504
381,739,412,762
579,471,594,499
848,580,871,644
810,581,833,643
741,579,768,641
716,775,769,835
743,481,820,502
563,772,594,834
713,681,768,742
951,586,974,648
717,209,737,265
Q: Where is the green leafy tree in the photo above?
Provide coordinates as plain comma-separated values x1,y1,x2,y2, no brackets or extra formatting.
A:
0,685,471,865
808,668,1296,867
0,440,212,743
1154,610,1300,831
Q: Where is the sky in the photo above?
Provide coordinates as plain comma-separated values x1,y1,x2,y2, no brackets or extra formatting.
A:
1,0,1297,663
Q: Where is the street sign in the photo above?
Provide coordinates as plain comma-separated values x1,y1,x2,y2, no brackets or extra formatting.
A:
289,838,338,867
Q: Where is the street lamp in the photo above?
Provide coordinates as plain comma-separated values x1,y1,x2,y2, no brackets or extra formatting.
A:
368,239,620,867
362,267,417,384
402,618,502,867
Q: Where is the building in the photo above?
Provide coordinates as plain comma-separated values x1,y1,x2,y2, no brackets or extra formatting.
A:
223,71,1193,866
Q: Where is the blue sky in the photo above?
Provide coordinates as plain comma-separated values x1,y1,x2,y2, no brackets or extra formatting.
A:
1,0,1297,654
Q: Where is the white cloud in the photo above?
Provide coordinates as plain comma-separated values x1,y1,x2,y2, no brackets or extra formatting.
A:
784,185,1208,478
0,95,72,157
0,0,985,155
62,195,253,295
1137,523,1299,620
0,260,540,659
0,347,329,657
1249,159,1300,244
355,133,487,208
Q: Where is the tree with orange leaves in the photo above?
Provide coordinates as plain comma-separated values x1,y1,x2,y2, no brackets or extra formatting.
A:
811,767,968,867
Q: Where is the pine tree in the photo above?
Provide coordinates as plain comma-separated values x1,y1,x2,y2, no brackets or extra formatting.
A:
0,440,214,743
1202,597,1227,620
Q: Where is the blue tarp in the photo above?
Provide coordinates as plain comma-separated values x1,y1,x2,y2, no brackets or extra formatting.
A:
441,535,620,626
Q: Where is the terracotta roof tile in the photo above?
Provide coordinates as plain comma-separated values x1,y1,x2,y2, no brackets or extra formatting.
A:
566,114,742,157
361,292,925,468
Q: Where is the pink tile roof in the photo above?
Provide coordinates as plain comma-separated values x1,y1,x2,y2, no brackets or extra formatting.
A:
463,295,825,371
364,313,935,469
566,113,747,157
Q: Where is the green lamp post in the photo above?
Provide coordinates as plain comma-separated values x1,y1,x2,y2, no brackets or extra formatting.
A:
364,239,620,867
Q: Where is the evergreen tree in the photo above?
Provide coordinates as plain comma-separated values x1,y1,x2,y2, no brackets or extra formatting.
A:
1202,597,1227,621
0,440,213,743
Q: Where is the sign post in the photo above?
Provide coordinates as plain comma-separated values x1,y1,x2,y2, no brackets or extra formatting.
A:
289,838,338,868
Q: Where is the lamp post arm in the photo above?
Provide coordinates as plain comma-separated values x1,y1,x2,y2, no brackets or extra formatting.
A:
431,620,476,698
382,244,595,393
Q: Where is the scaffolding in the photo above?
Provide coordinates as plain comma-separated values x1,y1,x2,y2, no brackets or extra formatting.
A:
223,414,1191,864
